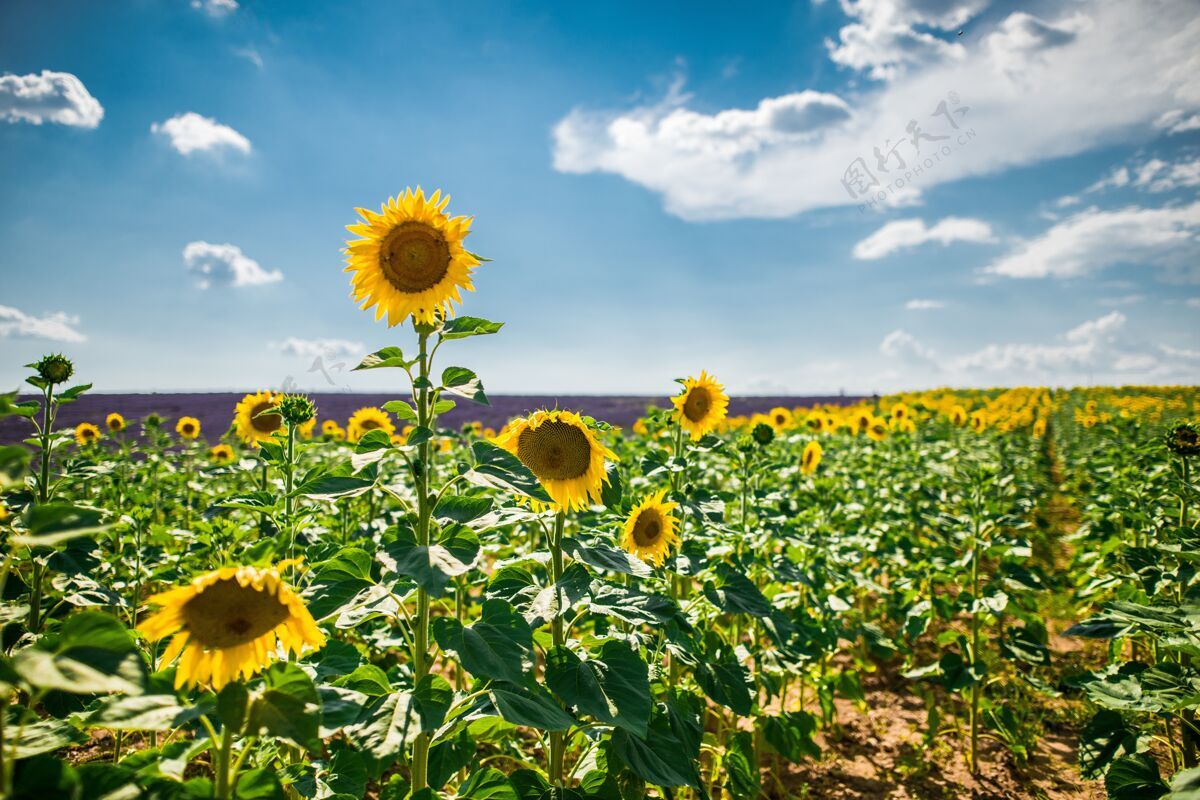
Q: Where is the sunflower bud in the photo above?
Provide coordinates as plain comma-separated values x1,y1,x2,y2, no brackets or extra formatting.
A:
278,394,317,426
751,422,775,447
1165,423,1200,457
34,353,74,385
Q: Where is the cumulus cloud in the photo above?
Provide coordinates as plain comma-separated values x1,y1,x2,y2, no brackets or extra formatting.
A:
826,0,986,81
152,113,250,157
552,0,1200,220
983,201,1200,282
0,305,86,343
276,337,363,360
0,70,103,128
880,328,937,363
183,242,282,288
192,0,238,16
1131,157,1200,193
853,216,994,259
905,298,945,309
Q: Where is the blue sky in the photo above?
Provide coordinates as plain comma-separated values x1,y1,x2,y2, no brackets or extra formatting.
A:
1,0,1198,395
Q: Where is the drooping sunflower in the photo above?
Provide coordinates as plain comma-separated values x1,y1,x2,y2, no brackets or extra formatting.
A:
176,416,201,440
344,187,481,327
496,410,617,512
209,443,235,464
138,564,326,690
106,413,126,433
75,422,100,447
801,440,823,475
620,489,679,566
347,407,396,442
234,391,283,447
673,371,729,441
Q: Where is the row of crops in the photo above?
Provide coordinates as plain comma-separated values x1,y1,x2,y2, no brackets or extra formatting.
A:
0,188,1196,799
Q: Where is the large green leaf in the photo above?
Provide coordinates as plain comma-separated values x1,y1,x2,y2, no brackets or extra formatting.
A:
466,442,552,503
382,524,480,597
487,683,575,731
545,640,650,736
703,563,772,618
433,599,533,684
725,731,759,800
1105,754,1167,800
245,662,322,752
1080,710,1138,780
85,694,208,731
763,711,820,763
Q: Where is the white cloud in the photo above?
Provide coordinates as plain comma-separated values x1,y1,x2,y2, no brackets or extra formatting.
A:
151,112,251,156
183,242,282,288
276,337,363,360
1055,194,1081,208
192,0,238,16
1156,109,1200,134
234,47,264,69
0,70,103,128
1187,297,1200,308
552,0,1200,221
853,216,994,259
1085,166,1130,194
880,328,937,364
1131,157,1200,193
826,0,986,82
983,201,1200,281
905,298,945,309
0,305,86,343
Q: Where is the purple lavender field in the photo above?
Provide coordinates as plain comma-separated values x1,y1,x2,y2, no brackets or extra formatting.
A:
0,393,863,444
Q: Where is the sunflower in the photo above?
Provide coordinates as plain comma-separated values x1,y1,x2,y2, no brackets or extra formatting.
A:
344,187,481,327
297,417,317,440
321,420,340,436
949,405,968,426
632,419,649,436
804,411,825,434
75,422,100,447
496,410,617,512
971,411,988,433
801,440,823,475
891,417,916,434
866,417,888,442
854,411,873,436
234,391,283,447
891,403,910,421
673,371,729,441
106,413,126,433
138,564,325,690
176,416,201,440
347,407,396,442
209,443,235,464
768,407,792,431
620,490,679,566
1033,418,1047,438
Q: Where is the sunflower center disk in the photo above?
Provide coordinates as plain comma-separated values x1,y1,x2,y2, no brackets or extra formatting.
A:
517,421,592,481
380,222,451,294
251,403,282,434
683,388,711,423
632,509,663,547
180,578,291,648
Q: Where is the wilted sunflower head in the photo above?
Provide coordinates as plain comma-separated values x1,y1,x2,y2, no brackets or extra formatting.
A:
138,563,326,690
144,413,164,430
233,391,283,447
106,413,126,433
209,443,235,464
672,371,730,441
347,407,396,442
621,489,680,566
345,188,482,328
74,422,100,447
801,440,823,475
496,409,617,512
176,416,201,440
34,353,74,385
1166,423,1200,457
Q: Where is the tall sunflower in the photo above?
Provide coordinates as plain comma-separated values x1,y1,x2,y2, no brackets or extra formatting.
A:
344,187,480,327
75,423,100,446
496,410,617,512
347,407,396,442
138,564,325,690
234,391,283,447
620,490,679,566
673,371,729,441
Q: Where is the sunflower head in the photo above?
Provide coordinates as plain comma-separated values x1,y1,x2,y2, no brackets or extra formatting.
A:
891,403,909,421
971,412,987,433
1166,423,1200,457
950,405,968,426
768,407,792,431
74,423,100,447
138,564,326,690
297,417,317,440
106,413,126,433
234,391,283,447
801,440,823,475
496,410,617,512
209,443,235,464
751,422,775,447
621,489,680,566
891,417,916,434
347,407,396,443
1032,418,1047,438
345,188,482,328
321,420,340,436
672,371,730,441
866,417,888,442
804,411,824,434
176,416,201,440
34,353,74,385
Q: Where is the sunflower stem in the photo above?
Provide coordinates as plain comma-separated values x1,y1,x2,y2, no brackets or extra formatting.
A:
285,420,297,562
214,722,235,799
410,327,434,793
549,510,567,786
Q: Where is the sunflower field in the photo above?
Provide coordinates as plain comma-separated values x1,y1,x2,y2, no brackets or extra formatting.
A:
0,189,1198,800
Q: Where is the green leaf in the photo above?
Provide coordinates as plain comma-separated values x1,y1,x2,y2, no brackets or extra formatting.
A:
1167,767,1200,799
382,524,480,597
459,767,519,800
345,692,422,758
85,694,208,731
441,317,504,340
1105,754,1167,800
218,682,250,732
611,708,705,792
545,640,650,737
1080,710,1137,780
600,465,623,509
561,537,651,579
245,662,322,752
763,711,820,763
1000,626,1051,667
487,683,575,731
383,400,418,422
332,664,393,696
14,612,146,694
428,729,476,790
726,731,759,800
355,347,414,371
234,768,286,800
13,503,108,547
9,718,87,758
434,493,494,525
703,563,772,617
442,367,489,406
466,442,552,503
296,474,375,501
433,599,533,684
